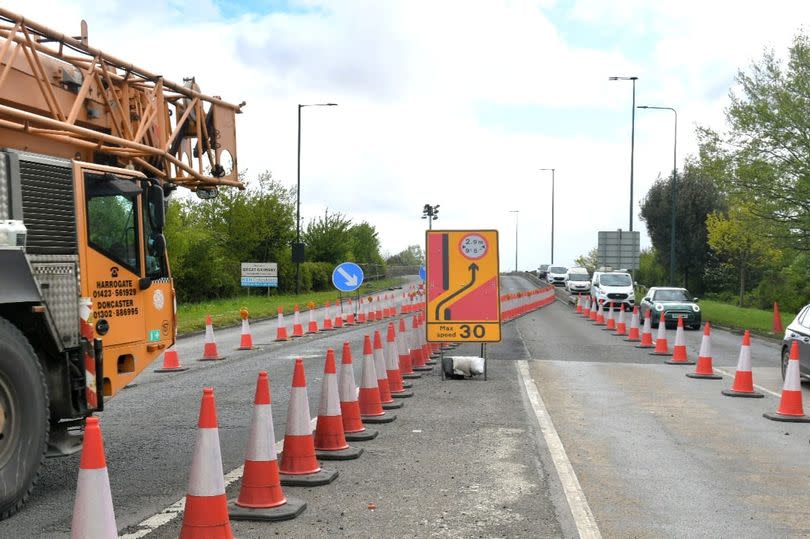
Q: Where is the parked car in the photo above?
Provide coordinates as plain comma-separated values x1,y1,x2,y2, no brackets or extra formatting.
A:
538,264,550,280
591,270,635,311
547,266,568,286
782,303,810,381
638,287,701,329
565,267,591,295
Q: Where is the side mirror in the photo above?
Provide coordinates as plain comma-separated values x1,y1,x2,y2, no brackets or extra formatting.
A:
147,184,165,231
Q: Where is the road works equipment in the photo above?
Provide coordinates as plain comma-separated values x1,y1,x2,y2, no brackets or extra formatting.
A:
0,9,243,518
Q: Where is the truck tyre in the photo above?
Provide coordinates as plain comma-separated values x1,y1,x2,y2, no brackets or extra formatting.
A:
0,317,49,519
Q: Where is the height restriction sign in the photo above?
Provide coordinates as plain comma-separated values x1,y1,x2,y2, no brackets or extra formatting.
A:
425,230,501,342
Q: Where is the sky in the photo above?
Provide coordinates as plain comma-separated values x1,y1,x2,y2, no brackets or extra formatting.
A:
6,0,810,270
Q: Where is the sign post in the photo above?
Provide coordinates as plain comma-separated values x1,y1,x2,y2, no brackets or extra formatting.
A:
425,230,501,343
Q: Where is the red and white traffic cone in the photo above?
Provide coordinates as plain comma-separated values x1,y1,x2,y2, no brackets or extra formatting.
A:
357,299,367,323
71,417,117,538
180,388,233,538
238,315,254,351
636,310,654,348
346,299,356,324
398,317,420,380
613,307,627,336
583,296,591,318
764,341,810,422
314,349,363,460
278,359,338,486
686,322,722,379
595,302,605,325
229,372,306,522
291,305,304,338
575,294,583,314
722,331,764,398
321,302,334,331
358,335,396,423
603,303,616,331
650,312,671,356
307,306,319,334
590,298,599,321
200,315,225,361
334,302,344,329
275,307,289,342
366,297,376,322
155,346,189,372
338,342,378,441
418,313,435,365
411,316,431,371
386,322,413,397
666,316,694,365
373,330,403,410
624,307,641,342
375,296,383,320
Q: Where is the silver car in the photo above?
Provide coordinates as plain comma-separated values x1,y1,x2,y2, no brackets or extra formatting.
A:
782,304,810,381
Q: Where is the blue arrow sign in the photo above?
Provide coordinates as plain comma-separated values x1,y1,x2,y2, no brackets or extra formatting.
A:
332,262,364,292
419,265,426,281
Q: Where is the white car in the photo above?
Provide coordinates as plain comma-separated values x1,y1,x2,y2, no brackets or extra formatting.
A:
591,271,635,311
565,268,591,295
547,265,568,286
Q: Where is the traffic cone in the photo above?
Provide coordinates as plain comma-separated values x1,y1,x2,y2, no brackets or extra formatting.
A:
374,296,383,320
603,303,616,331
686,322,722,379
722,331,764,398
666,316,695,365
238,311,254,350
773,302,784,333
367,297,376,322
358,335,396,423
357,299,367,323
291,305,304,337
624,307,641,342
334,302,344,328
387,322,413,398
155,346,189,372
613,307,627,336
314,350,363,460
322,302,334,331
179,388,233,538
412,316,432,371
229,372,306,522
764,341,810,422
338,342,378,441
590,299,599,322
278,359,338,486
200,315,225,361
595,302,605,325
346,298,356,324
650,312,671,356
398,317,421,380
575,294,583,314
583,296,591,318
419,314,435,365
373,330,403,410
275,307,289,342
71,417,117,538
636,310,654,348
307,304,319,334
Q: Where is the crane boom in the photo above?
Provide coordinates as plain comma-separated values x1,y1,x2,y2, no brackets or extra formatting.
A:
0,7,245,190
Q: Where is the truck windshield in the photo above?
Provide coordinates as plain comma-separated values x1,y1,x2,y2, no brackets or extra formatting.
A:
568,274,589,281
549,266,567,274
85,174,140,274
600,274,631,286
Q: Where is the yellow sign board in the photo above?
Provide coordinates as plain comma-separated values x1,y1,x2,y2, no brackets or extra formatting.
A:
425,230,501,342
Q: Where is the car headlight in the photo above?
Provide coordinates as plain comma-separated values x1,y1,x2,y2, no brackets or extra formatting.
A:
655,303,664,311
692,304,700,312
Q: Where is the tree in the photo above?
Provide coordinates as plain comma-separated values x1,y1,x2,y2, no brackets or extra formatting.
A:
350,222,385,266
706,204,780,306
574,247,598,273
635,248,667,288
302,209,353,264
386,245,424,266
639,161,726,292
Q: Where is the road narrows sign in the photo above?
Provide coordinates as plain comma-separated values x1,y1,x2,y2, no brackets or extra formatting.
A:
425,229,501,342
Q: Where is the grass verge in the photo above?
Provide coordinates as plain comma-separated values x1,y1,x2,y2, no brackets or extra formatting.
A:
177,277,406,336
699,299,793,338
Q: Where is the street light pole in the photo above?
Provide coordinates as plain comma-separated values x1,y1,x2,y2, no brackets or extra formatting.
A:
638,105,678,286
295,102,337,295
422,204,440,229
609,76,638,232
509,210,519,272
539,168,555,264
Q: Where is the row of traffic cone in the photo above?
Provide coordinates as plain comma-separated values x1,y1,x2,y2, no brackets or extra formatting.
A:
500,286,557,320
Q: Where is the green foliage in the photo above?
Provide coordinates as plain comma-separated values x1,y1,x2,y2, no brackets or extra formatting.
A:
635,248,667,288
350,222,385,266
751,252,810,313
386,245,424,266
573,247,598,274
302,210,354,264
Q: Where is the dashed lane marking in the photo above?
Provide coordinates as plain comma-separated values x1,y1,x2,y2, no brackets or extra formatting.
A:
712,367,781,398
517,360,602,539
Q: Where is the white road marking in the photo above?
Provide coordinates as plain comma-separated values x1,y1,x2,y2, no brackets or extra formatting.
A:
517,360,602,539
120,416,318,538
712,367,781,398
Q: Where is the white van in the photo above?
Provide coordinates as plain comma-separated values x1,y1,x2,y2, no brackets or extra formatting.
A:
591,271,635,311
565,267,591,295
546,265,568,286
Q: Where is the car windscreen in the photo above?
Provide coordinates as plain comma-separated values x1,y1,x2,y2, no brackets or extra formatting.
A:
600,274,631,286
653,289,691,302
549,266,567,274
568,274,589,281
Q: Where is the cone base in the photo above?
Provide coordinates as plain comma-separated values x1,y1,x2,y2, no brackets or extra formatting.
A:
650,351,672,356
154,367,190,373
315,445,363,461
624,337,641,342
402,382,413,389
382,400,403,410
722,389,764,398
601,327,615,331
762,411,810,423
361,412,396,424
665,359,695,365
228,496,306,522
391,390,414,398
636,343,654,349
198,356,227,361
424,360,437,366
237,346,257,351
413,365,433,372
686,372,722,380
402,373,422,379
344,429,378,441
279,467,338,486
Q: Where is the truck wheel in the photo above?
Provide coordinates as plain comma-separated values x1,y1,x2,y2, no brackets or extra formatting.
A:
0,318,49,519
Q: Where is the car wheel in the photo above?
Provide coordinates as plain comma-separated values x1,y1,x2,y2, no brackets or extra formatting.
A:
781,346,789,381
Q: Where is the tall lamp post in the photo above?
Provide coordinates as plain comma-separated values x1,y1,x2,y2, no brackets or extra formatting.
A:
609,76,638,232
422,204,440,229
509,210,519,272
539,168,555,264
295,102,337,294
637,105,678,286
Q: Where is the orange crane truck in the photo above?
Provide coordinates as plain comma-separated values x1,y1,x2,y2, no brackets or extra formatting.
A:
0,8,244,518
